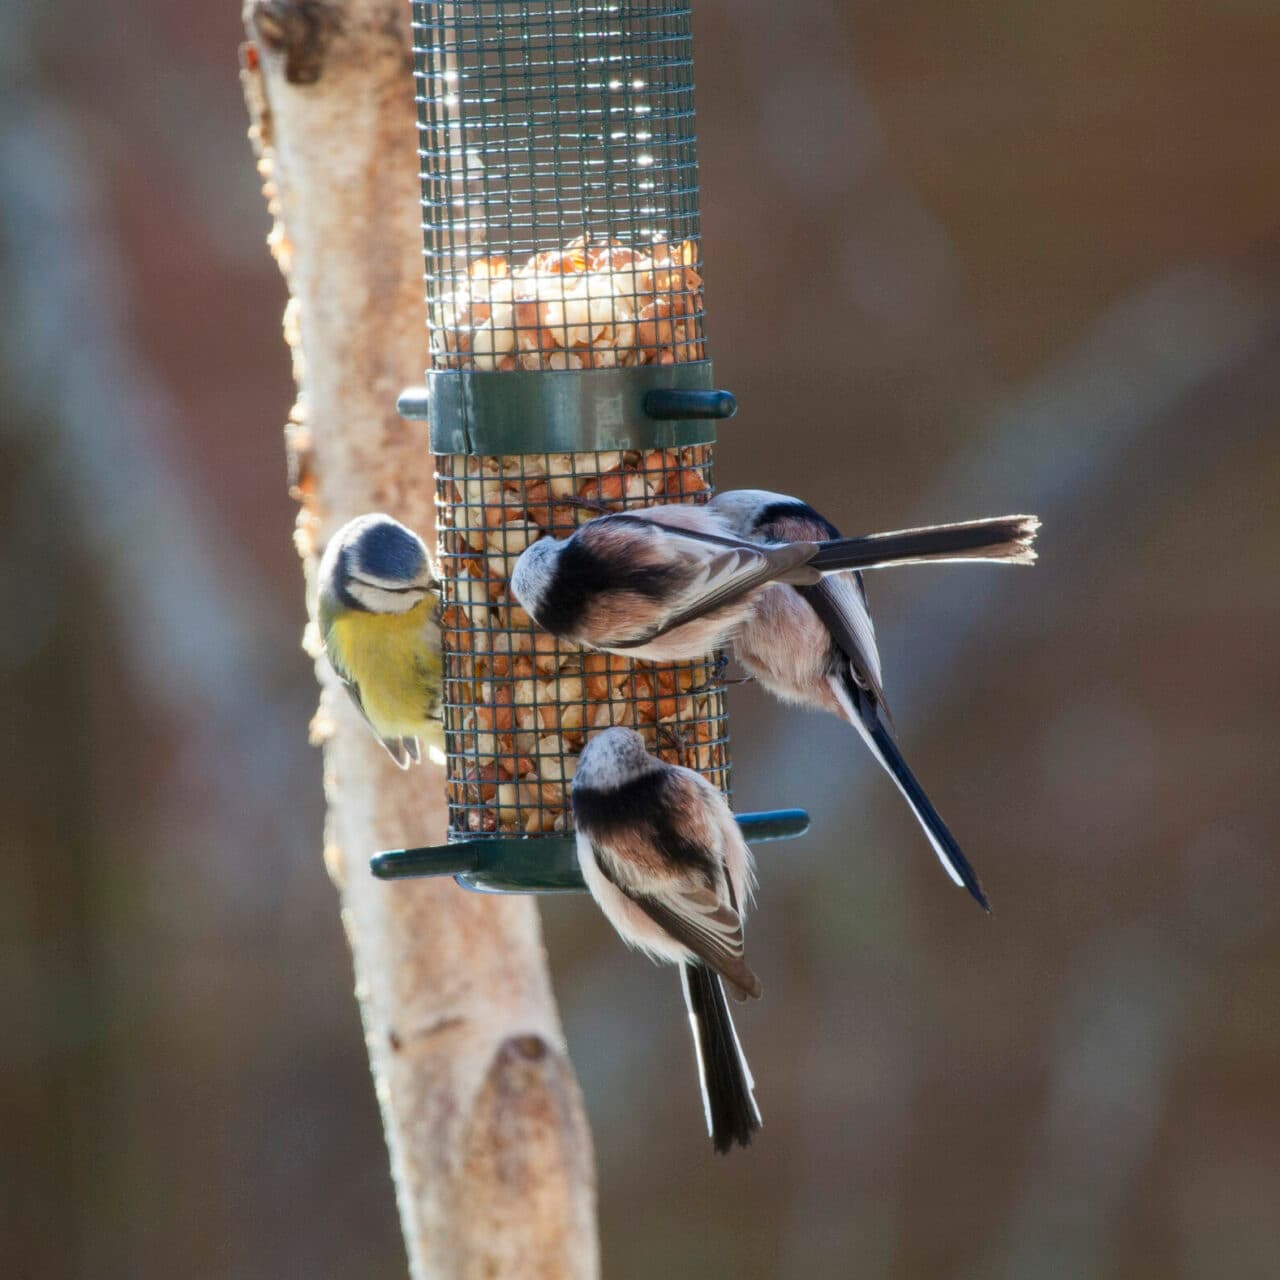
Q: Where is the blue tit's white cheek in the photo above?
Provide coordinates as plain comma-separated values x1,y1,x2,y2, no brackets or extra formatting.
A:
347,580,428,615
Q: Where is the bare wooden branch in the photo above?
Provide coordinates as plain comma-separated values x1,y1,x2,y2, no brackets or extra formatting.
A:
240,3,599,1274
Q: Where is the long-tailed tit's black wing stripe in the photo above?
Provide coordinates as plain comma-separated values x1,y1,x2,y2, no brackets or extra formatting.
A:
603,540,819,650
798,576,887,712
705,783,758,912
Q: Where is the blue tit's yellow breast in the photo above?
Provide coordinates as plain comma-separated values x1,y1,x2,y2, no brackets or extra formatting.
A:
328,598,443,739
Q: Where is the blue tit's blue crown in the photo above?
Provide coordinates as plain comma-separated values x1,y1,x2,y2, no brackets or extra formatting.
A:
354,517,426,583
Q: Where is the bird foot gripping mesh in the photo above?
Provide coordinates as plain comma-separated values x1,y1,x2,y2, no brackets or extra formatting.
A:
374,1,808,890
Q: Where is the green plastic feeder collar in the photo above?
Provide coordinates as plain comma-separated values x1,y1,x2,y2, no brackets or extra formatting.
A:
398,362,737,456
370,809,811,894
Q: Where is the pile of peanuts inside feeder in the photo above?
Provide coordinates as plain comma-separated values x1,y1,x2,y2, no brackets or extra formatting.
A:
432,235,704,370
435,445,730,836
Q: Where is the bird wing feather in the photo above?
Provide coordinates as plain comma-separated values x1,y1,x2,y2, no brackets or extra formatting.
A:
799,573,888,714
589,770,761,997
605,534,818,650
594,843,761,997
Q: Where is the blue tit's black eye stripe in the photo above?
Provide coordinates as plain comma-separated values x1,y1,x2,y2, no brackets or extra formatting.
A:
335,546,368,612
353,581,426,595
356,519,426,582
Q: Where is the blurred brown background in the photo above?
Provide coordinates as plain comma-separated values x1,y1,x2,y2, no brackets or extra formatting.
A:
4,1,1279,1277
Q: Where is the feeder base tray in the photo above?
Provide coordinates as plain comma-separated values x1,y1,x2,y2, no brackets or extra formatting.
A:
371,809,811,893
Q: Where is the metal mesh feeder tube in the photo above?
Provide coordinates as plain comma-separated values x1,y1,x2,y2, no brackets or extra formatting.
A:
380,1,809,890
438,443,730,832
416,0,705,377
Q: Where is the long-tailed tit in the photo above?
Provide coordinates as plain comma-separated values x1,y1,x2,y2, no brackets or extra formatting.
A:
710,490,1040,911
510,500,1034,662
571,727,762,1153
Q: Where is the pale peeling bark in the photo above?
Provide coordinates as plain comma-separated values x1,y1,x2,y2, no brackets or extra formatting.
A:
240,4,599,1275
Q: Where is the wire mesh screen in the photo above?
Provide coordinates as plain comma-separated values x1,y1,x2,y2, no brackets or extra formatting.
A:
436,446,731,837
413,1,728,844
413,1,706,370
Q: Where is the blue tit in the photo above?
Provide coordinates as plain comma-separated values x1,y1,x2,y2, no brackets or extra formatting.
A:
317,513,445,769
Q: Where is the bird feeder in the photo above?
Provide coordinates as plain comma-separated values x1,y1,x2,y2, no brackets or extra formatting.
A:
376,0,808,891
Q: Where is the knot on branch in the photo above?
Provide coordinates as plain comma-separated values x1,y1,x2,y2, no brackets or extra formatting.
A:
455,1034,597,1271
250,0,341,85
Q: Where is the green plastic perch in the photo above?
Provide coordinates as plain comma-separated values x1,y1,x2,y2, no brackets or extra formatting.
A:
370,809,811,894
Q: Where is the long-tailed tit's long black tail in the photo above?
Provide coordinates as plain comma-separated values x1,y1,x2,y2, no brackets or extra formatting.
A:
680,962,761,1153
833,673,991,912
807,515,1039,574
